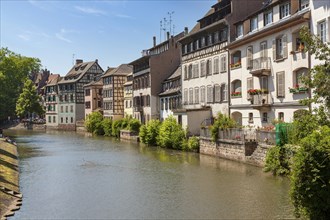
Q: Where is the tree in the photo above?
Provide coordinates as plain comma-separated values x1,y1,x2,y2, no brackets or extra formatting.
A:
0,48,41,121
300,26,330,113
290,126,330,219
157,116,186,149
139,119,161,146
16,79,44,118
84,111,104,135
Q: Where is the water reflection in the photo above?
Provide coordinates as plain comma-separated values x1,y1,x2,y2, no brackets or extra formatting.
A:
4,129,295,219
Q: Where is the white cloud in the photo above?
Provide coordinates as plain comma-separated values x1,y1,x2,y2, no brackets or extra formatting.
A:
115,13,134,19
74,6,106,16
55,29,76,43
18,34,30,41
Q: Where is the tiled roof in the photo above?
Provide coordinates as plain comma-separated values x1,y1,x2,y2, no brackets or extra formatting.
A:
102,64,133,77
84,77,103,87
46,74,61,86
159,87,181,97
167,66,181,80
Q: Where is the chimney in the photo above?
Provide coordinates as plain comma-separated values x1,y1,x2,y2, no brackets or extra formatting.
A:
153,36,156,47
76,59,83,65
167,31,170,40
184,27,189,35
95,59,98,63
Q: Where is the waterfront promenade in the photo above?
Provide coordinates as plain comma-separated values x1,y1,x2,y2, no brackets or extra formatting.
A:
0,138,21,219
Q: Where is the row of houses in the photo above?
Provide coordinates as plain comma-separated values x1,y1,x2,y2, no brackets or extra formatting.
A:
43,0,329,135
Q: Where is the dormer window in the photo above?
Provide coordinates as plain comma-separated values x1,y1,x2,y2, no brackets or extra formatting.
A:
280,2,290,19
207,34,213,45
300,0,309,10
236,24,243,38
250,16,258,32
194,40,199,50
214,32,219,43
264,10,273,26
201,37,206,47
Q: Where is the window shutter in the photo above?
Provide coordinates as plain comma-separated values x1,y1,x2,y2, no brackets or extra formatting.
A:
272,39,276,60
214,84,221,102
283,35,288,58
277,71,285,97
247,77,253,99
247,47,253,69
224,84,228,101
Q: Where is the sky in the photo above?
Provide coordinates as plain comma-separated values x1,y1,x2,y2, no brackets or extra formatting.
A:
1,0,214,75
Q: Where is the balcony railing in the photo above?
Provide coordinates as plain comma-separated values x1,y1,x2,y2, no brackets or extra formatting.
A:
250,57,271,76
250,93,272,110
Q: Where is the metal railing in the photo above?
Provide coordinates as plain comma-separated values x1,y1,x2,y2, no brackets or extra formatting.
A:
251,57,271,72
256,130,276,145
251,93,272,105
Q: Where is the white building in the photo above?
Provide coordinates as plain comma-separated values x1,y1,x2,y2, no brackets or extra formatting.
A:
45,74,61,129
228,0,311,127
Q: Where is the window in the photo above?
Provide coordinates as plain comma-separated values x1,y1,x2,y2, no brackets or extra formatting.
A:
207,85,214,103
85,101,91,109
220,28,228,41
246,46,253,69
184,89,188,105
193,63,199,78
262,112,268,122
220,84,227,101
236,24,243,38
295,68,308,88
60,106,63,113
247,77,254,99
280,3,290,19
70,94,74,102
250,16,258,32
207,34,213,45
276,71,285,98
260,41,268,58
231,51,241,68
200,60,206,77
318,20,326,43
249,113,254,123
231,80,242,97
188,64,193,79
66,117,68,123
260,76,268,91
70,105,73,113
264,10,273,26
61,117,63,123
195,40,199,50
184,66,188,80
71,117,74,123
189,88,194,104
65,106,68,113
53,116,56,123
85,89,90,96
194,87,199,104
165,98,168,110
220,55,227,72
200,86,206,103
300,0,309,10
206,59,212,75
273,35,288,60
201,37,206,47
278,112,284,121
213,57,219,74
214,84,221,103
214,32,219,43
48,116,51,123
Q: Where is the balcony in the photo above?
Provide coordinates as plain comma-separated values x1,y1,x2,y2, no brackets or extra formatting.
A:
250,93,272,111
250,57,271,77
134,106,143,112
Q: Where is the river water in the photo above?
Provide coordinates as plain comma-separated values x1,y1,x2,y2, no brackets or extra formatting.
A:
6,130,295,219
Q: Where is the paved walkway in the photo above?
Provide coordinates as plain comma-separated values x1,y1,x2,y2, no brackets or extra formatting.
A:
0,138,21,219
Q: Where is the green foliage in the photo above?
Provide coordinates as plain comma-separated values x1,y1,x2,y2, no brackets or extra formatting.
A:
158,116,186,150
16,79,44,117
264,144,297,176
112,119,123,138
127,118,141,133
299,26,330,112
290,126,330,219
102,118,113,136
0,48,41,121
139,119,161,146
84,112,104,135
210,113,236,142
183,136,199,152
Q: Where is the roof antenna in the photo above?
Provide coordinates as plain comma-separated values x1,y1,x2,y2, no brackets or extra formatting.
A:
72,53,75,65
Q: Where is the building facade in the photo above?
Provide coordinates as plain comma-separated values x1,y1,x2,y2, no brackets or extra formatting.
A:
131,33,183,124
159,66,182,122
44,74,61,129
228,0,311,126
102,64,133,120
57,59,103,130
124,73,134,118
178,0,264,135
84,78,103,118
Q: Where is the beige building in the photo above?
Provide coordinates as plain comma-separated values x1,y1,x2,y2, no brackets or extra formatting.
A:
45,74,61,129
228,0,311,126
84,78,103,118
102,64,133,120
131,33,184,124
124,73,133,117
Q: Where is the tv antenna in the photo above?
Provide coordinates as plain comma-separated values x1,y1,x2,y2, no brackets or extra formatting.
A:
168,11,174,36
72,53,75,65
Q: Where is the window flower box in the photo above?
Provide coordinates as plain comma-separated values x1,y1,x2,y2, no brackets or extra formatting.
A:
289,85,308,94
231,92,242,97
230,62,242,69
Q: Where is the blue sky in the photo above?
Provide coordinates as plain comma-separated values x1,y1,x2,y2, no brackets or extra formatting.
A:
1,0,214,75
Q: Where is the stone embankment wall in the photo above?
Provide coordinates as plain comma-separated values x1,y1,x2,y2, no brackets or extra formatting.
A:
200,137,272,167
120,130,139,142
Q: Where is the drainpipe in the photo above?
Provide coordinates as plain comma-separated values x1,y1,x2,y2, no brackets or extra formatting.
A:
227,49,231,117
307,22,312,112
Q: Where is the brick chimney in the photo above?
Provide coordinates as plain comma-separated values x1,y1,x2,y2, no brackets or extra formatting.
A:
184,27,189,35
76,59,83,65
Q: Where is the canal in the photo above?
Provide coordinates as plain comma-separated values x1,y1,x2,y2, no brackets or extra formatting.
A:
6,130,295,219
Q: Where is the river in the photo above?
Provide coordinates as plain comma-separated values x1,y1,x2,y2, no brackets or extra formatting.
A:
6,129,295,219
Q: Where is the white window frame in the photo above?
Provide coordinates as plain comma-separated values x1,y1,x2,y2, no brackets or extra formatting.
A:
213,56,219,74
236,24,243,38
280,2,291,19
318,20,327,43
220,55,227,72
250,16,258,32
264,10,273,26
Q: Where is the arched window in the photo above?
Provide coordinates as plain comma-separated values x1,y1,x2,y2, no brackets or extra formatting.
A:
295,68,308,88
231,51,241,68
231,80,242,97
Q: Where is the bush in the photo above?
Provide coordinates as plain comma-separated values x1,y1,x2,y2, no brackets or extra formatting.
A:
264,144,297,176
102,118,112,136
84,112,104,135
112,119,123,138
158,116,185,150
127,118,141,133
139,125,147,144
139,119,161,146
211,113,236,142
183,136,199,152
290,126,330,219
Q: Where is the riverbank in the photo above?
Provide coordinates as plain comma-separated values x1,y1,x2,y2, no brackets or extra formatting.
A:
0,138,22,219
